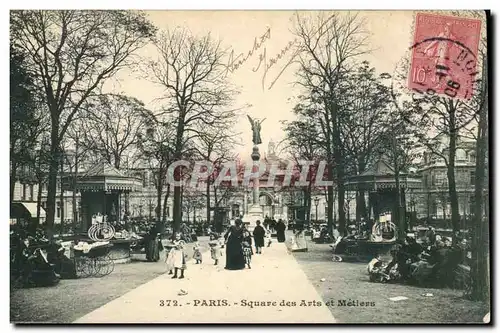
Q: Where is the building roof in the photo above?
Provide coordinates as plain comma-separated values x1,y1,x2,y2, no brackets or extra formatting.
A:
83,161,128,178
344,159,421,190
75,161,143,192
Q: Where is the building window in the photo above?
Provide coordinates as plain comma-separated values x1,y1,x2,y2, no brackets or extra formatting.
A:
30,184,34,201
456,149,466,161
433,172,446,186
469,197,475,216
423,174,428,187
469,153,476,163
431,201,438,215
57,202,61,218
22,183,27,200
470,171,475,185
150,173,157,186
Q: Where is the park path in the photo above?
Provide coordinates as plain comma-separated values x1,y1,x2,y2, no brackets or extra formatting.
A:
74,240,336,324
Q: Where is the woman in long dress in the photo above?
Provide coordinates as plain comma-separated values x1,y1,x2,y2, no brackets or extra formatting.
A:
146,232,162,262
145,226,160,262
276,219,287,243
224,219,245,270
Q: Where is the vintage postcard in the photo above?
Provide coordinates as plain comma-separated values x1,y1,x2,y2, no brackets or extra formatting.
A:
9,9,490,324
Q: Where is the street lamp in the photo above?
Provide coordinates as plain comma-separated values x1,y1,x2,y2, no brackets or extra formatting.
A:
314,197,320,225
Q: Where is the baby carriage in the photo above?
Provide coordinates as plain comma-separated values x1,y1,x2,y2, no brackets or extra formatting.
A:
73,243,115,278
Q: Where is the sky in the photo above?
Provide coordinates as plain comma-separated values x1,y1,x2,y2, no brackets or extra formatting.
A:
106,10,485,160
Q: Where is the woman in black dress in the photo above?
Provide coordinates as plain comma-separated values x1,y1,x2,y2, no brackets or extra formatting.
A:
145,227,162,262
276,219,287,243
224,219,245,270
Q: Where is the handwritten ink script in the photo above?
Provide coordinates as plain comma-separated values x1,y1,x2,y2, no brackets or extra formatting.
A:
252,38,299,90
224,27,299,90
226,27,271,73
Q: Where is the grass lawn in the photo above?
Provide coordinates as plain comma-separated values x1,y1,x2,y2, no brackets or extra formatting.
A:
10,237,210,323
292,239,490,324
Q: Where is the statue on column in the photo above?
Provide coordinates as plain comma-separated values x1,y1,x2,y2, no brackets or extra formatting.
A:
247,115,266,145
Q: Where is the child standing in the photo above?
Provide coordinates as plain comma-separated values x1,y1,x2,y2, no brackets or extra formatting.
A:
193,242,202,264
242,230,253,269
266,227,272,247
208,234,222,265
169,235,187,279
164,238,176,275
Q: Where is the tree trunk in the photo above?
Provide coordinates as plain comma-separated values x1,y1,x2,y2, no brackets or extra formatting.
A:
333,125,346,235
206,181,211,224
356,190,367,221
447,114,460,242
114,152,121,169
172,153,182,230
156,168,163,224
72,138,79,234
59,151,65,235
391,134,405,240
36,179,43,229
469,56,489,301
10,161,17,203
441,192,447,221
46,121,60,239
394,172,405,240
304,187,311,224
326,153,334,232
174,180,184,232
162,183,170,224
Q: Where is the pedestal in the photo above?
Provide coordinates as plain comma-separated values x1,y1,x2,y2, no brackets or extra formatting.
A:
243,145,264,232
243,204,264,232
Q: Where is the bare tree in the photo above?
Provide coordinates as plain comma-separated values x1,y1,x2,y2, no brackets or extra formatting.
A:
79,94,147,169
291,11,370,234
341,61,392,221
469,30,489,302
10,46,46,203
10,10,156,237
282,105,325,225
193,128,240,225
146,27,241,232
137,111,176,229
390,51,481,242
61,119,96,233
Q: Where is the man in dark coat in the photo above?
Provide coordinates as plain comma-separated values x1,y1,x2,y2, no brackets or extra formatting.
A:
252,220,266,254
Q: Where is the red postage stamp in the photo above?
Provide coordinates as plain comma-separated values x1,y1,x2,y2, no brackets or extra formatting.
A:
409,13,482,99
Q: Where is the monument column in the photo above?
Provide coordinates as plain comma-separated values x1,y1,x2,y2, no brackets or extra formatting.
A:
251,146,260,206
243,115,265,231
243,145,265,231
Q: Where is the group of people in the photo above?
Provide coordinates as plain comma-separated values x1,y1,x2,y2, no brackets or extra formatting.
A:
263,217,287,243
368,228,469,288
144,217,287,278
224,219,274,270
